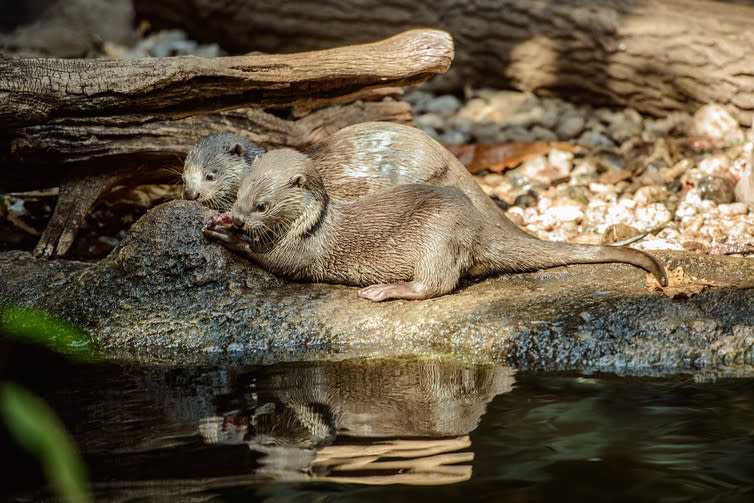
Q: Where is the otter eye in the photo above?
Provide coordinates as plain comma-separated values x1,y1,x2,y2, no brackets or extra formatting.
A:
206,172,216,181
255,203,267,212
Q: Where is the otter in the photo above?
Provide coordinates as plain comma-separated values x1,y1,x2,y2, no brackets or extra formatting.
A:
204,149,668,301
182,133,265,211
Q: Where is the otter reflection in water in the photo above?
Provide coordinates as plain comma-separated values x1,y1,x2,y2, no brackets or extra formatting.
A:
197,358,515,485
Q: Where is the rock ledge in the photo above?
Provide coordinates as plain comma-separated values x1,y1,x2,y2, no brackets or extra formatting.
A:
1,201,752,376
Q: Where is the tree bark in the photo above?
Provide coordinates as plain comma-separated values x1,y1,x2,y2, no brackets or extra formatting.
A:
0,28,451,131
135,0,754,125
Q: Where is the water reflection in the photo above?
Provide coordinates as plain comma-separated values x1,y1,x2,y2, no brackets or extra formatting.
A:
470,374,754,502
313,437,474,485
8,350,754,502
196,358,515,485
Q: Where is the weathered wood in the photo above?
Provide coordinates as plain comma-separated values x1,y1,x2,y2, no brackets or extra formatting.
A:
136,0,754,125
0,29,434,257
0,28,452,131
4,99,411,170
33,167,127,258
0,29,436,258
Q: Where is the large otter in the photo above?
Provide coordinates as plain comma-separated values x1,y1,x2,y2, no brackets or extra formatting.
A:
204,149,668,301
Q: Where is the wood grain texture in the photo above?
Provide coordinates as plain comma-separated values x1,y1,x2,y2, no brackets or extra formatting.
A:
4,100,411,170
0,28,451,130
135,0,754,125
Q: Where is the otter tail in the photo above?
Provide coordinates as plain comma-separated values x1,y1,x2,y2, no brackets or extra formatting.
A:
483,232,668,286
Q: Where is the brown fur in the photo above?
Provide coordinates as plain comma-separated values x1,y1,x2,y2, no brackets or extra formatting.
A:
223,149,668,301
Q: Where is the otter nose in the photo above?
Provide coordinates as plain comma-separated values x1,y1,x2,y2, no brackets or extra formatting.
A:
184,189,200,201
232,215,244,228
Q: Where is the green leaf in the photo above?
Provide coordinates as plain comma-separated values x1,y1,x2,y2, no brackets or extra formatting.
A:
0,305,95,359
0,381,92,503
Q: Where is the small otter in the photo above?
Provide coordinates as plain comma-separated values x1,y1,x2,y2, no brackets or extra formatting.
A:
182,133,265,211
204,149,668,301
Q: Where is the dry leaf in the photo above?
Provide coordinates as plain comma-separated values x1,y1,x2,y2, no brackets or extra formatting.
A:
678,135,714,152
646,265,717,298
443,142,580,174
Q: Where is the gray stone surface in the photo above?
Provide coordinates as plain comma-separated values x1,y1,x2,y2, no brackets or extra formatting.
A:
1,200,753,376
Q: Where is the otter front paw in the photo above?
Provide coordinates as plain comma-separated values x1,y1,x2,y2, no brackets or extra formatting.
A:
202,226,250,254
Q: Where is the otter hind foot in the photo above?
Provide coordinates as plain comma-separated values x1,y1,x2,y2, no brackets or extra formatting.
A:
357,283,433,302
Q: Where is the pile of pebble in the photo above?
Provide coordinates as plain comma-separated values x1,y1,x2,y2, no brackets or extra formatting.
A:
104,29,226,59
406,87,754,255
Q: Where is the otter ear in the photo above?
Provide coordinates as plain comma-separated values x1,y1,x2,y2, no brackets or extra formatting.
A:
288,173,307,188
230,143,245,156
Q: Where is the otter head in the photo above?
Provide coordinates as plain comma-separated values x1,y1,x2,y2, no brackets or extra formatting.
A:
231,149,328,251
182,133,265,211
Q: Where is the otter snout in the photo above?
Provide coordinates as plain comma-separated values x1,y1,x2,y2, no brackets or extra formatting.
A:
232,215,244,229
184,189,200,201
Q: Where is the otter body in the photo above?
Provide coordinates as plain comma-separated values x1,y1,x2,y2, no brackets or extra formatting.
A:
302,122,515,230
206,149,668,301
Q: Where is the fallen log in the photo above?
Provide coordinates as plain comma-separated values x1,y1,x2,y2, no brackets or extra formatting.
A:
0,29,451,131
135,0,754,125
3,99,411,173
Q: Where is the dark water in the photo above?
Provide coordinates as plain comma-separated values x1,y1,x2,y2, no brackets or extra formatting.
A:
4,347,754,502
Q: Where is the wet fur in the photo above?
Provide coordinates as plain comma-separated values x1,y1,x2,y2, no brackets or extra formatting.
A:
230,149,668,301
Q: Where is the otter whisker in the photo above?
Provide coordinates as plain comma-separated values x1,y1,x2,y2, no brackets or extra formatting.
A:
211,194,235,212
165,165,184,177
242,221,279,253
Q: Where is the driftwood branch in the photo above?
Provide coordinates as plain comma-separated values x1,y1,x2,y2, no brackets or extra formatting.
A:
33,168,128,259
136,0,754,125
0,28,452,131
5,99,411,169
